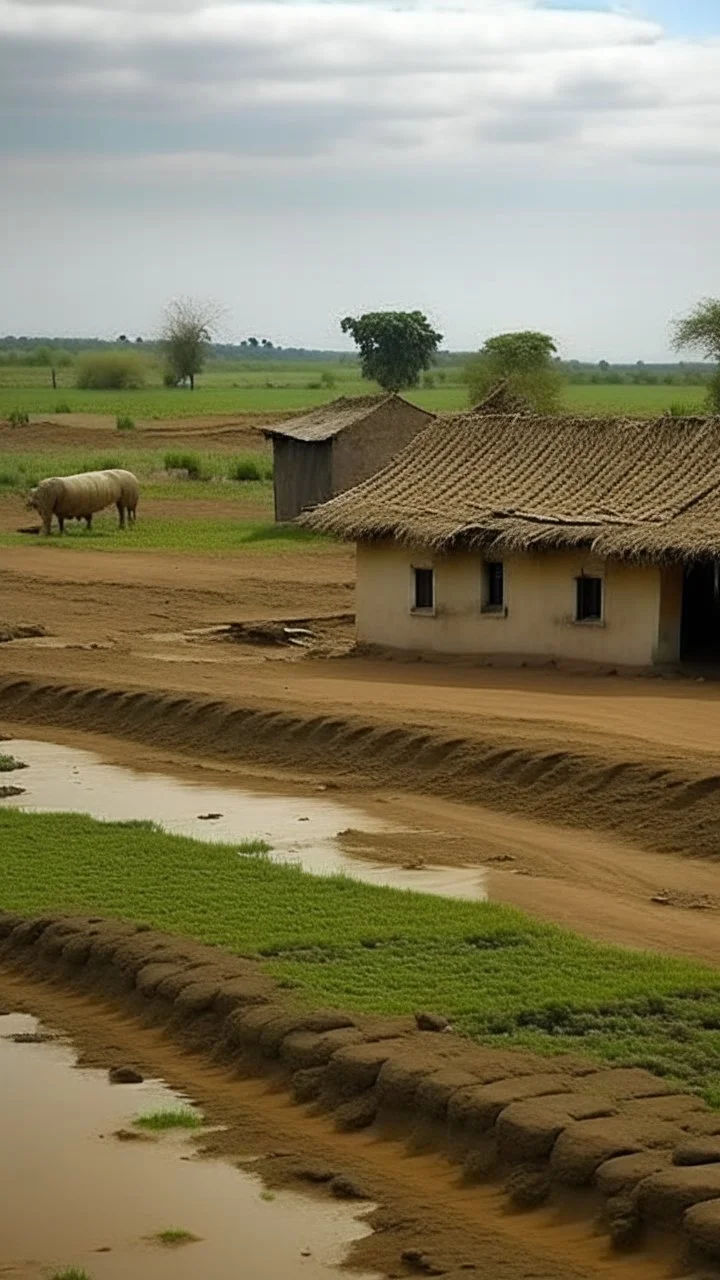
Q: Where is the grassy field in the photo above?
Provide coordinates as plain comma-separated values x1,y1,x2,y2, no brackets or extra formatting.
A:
0,447,273,495
0,517,327,556
3,807,720,1100
0,363,708,419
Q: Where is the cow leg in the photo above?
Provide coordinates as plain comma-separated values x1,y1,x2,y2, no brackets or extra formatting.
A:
42,516,52,536
57,515,65,535
117,501,126,529
85,514,93,530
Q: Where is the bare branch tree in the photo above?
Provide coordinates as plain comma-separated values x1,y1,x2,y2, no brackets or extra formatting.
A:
161,297,223,391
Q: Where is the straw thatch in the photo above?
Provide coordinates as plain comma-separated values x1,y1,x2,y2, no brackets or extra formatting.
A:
263,394,431,443
470,379,532,416
302,413,720,563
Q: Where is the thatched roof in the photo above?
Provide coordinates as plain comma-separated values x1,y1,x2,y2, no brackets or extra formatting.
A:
263,393,431,443
470,380,531,415
302,413,720,563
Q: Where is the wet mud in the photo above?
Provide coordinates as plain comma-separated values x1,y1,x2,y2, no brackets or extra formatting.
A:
1,909,719,1278
0,1010,376,1280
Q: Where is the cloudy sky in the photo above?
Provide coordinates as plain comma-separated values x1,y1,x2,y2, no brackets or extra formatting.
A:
1,0,719,357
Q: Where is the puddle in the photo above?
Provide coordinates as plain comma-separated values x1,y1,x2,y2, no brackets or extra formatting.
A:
0,738,488,900
0,1012,378,1280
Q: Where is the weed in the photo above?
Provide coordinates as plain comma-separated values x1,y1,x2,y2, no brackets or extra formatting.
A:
163,450,204,480
134,1108,204,1131
116,414,135,432
152,1228,200,1247
260,1190,276,1202
0,755,27,772
7,407,29,427
54,402,72,414
49,1270,92,1280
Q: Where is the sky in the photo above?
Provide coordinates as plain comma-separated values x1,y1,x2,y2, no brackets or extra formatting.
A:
1,0,719,358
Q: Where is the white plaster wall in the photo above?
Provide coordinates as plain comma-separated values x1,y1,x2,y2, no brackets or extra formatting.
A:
355,542,676,667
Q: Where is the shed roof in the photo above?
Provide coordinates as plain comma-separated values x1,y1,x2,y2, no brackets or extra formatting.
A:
302,413,720,563
263,394,432,444
470,379,532,415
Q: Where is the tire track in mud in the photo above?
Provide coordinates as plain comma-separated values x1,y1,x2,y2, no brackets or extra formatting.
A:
1,675,720,860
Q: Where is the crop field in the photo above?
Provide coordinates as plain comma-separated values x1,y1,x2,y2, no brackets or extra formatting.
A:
0,362,708,420
3,807,720,1100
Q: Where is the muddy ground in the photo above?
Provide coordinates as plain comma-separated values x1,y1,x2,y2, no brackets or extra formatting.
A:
3,413,720,962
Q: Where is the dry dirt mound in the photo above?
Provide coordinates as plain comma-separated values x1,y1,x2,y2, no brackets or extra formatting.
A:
2,908,720,1272
2,675,720,860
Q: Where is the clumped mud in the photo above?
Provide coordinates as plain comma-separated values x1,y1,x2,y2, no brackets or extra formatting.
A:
2,908,720,1275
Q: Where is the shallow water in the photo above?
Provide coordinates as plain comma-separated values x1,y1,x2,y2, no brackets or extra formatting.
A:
0,1012,377,1280
1,737,488,900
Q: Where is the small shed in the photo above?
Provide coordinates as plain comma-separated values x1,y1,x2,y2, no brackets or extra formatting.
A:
263,394,434,523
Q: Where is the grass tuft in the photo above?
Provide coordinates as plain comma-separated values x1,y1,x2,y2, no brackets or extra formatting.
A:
115,414,135,432
152,1228,200,1247
163,450,205,480
0,754,27,772
134,1107,204,1131
229,454,273,482
49,1270,92,1280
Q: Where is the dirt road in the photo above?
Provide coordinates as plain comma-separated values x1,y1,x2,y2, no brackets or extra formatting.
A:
4,535,720,966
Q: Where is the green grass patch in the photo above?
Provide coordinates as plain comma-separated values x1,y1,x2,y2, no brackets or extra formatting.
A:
0,755,26,772
49,1270,92,1280
152,1228,200,1247
229,454,274,482
4,808,720,1100
0,515,329,556
116,414,135,432
134,1108,204,1132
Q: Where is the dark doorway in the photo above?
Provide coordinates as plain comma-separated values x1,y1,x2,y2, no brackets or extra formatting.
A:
681,562,720,661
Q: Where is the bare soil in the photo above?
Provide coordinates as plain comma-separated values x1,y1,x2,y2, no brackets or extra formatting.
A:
0,923,700,1280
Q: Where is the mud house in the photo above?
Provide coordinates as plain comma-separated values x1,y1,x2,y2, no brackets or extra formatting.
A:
303,413,720,668
263,394,434,523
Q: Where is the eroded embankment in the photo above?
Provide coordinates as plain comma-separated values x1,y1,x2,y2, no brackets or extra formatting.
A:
1,675,720,859
3,910,720,1272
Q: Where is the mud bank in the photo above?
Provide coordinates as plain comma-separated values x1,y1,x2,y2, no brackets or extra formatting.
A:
3,910,720,1274
2,675,720,860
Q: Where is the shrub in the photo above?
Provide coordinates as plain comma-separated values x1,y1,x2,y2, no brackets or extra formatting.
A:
229,454,272,482
667,402,695,418
164,450,204,480
7,408,30,427
75,351,145,390
116,414,135,432
320,370,337,390
54,401,72,414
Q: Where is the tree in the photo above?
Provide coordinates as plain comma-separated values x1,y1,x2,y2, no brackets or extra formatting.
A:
340,311,443,393
161,298,220,391
465,330,564,413
672,299,720,412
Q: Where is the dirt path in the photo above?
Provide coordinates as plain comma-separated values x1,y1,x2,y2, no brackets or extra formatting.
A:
0,966,678,1280
4,539,720,965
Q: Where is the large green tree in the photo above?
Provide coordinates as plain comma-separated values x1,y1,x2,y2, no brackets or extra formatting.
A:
465,330,563,413
672,299,720,411
161,298,220,391
340,311,443,393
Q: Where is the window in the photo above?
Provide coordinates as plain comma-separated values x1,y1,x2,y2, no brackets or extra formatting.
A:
576,575,603,622
483,561,504,611
412,567,434,612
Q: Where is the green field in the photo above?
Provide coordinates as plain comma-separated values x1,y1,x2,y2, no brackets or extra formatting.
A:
0,447,272,495
0,517,327,556
0,362,708,420
3,807,720,1100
